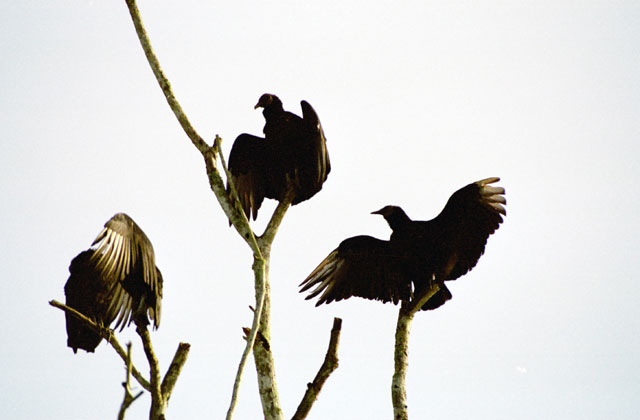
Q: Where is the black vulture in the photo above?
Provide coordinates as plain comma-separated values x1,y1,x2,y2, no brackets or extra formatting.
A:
300,178,506,310
64,213,162,353
227,93,331,220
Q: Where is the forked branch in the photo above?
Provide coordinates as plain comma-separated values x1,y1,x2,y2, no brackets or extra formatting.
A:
49,299,190,418
49,300,151,391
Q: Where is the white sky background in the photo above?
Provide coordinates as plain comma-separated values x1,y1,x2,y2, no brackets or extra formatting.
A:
2,1,639,419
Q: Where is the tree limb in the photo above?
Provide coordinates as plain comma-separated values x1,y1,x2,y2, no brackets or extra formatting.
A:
203,147,262,256
49,300,151,391
251,249,284,420
161,342,191,403
291,317,342,420
124,0,208,154
391,283,441,420
118,342,144,420
135,322,164,420
259,190,293,245
226,257,267,420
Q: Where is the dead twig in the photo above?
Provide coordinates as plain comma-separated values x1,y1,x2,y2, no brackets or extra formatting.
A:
291,318,343,420
117,342,144,420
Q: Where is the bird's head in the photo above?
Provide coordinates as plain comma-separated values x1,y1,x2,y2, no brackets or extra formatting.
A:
371,205,400,218
255,93,281,109
372,205,410,230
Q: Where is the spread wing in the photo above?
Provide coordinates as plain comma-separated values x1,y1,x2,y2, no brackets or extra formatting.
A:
429,177,506,280
300,235,413,306
227,134,267,220
296,100,331,201
91,213,162,330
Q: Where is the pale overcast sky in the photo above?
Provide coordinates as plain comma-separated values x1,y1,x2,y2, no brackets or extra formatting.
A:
2,1,640,419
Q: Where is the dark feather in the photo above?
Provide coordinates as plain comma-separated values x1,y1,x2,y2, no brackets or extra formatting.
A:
300,236,413,306
227,134,268,220
63,213,163,353
227,94,331,220
300,178,506,310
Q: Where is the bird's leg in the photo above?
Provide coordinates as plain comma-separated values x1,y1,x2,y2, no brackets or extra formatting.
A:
283,173,296,203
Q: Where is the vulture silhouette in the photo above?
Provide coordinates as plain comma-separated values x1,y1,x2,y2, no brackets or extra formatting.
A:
227,94,330,220
64,213,162,353
300,178,506,310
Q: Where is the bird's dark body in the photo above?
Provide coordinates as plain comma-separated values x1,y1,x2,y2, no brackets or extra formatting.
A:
300,178,506,310
63,213,162,353
64,250,107,353
227,94,330,220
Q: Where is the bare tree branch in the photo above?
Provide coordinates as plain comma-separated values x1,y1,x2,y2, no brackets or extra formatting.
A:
291,317,342,420
124,0,208,154
226,257,267,420
212,130,286,420
251,251,284,420
49,300,151,391
161,342,191,403
203,148,262,255
213,136,249,230
391,283,441,420
135,322,164,420
259,191,293,244
118,342,144,420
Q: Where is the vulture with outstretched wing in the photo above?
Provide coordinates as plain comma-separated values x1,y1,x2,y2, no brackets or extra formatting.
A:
227,94,331,220
300,178,506,310
64,213,162,353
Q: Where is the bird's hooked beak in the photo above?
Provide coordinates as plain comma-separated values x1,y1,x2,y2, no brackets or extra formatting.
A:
371,205,394,217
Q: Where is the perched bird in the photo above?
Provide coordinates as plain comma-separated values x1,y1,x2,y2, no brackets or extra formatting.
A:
64,213,162,353
300,178,506,310
227,93,331,220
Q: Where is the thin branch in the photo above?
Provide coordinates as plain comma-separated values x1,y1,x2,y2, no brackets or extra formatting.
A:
161,342,191,403
118,342,144,420
49,299,102,334
291,318,343,420
259,195,292,246
49,300,151,391
203,148,262,256
136,322,165,420
226,257,267,420
213,131,275,420
124,0,208,154
214,135,247,227
391,283,441,420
